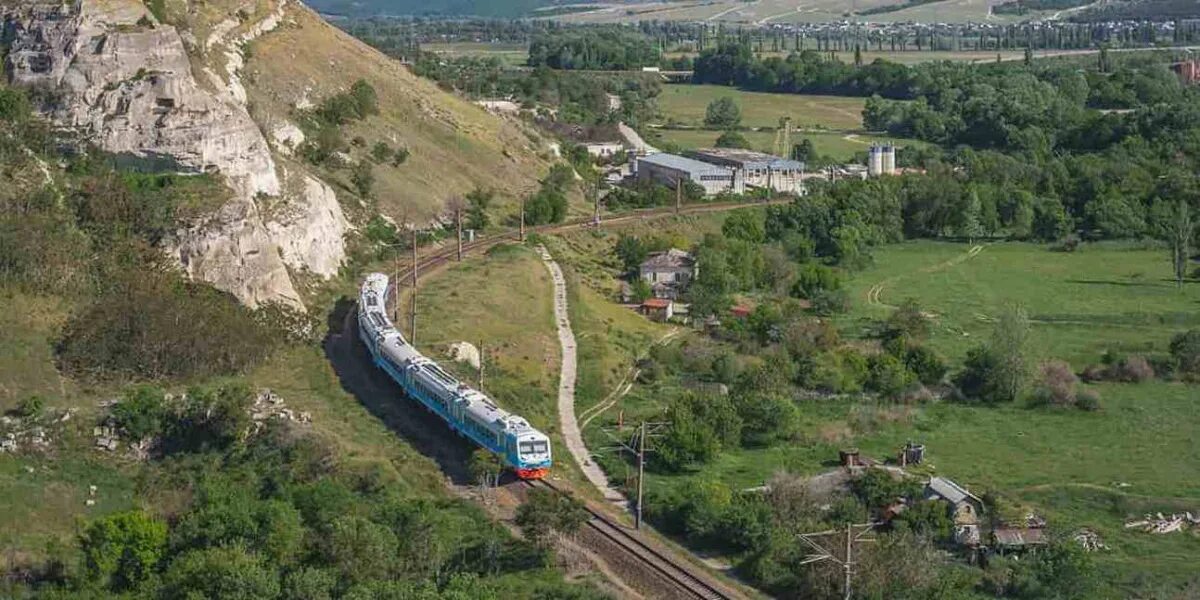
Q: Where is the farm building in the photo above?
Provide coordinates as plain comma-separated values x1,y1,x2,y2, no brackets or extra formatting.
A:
586,141,625,159
926,477,984,546
639,249,696,300
688,148,806,195
639,298,674,321
635,153,745,196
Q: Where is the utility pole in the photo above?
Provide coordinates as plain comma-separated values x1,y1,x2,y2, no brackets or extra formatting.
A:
797,522,878,600
410,228,418,345
599,421,668,530
675,177,682,214
456,204,464,261
636,421,646,529
519,194,526,242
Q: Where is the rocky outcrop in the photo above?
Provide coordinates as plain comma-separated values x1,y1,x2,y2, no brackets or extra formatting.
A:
2,0,349,310
266,174,350,279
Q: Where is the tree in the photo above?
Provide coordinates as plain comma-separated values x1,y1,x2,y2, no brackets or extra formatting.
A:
351,161,374,198
715,130,751,149
1164,199,1193,288
615,234,648,275
959,190,984,243
722,209,765,243
704,96,742,128
469,448,502,488
867,353,915,399
734,392,797,447
111,385,167,441
161,545,281,600
791,138,816,162
991,303,1033,402
1170,329,1200,376
515,488,588,549
464,187,493,231
370,141,394,163
324,516,398,584
80,510,168,592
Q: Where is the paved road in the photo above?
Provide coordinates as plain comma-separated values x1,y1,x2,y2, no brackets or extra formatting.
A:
537,245,629,506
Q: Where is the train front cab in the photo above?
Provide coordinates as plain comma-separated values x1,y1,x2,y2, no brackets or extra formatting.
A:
512,434,551,480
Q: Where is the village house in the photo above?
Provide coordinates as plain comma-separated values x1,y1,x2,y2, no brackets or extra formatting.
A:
925,477,985,546
639,248,696,300
639,297,674,321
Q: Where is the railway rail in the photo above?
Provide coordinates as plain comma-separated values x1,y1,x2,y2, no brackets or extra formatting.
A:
392,198,790,283
523,478,740,600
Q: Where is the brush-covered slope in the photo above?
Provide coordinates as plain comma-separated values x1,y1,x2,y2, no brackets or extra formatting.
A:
243,2,554,222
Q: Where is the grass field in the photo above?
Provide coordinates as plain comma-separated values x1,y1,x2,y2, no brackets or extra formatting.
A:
0,293,75,414
558,0,1035,23
421,42,530,66
837,240,1200,367
657,84,866,131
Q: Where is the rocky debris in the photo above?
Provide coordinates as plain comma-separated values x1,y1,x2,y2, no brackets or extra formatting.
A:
270,121,306,155
251,389,312,432
1,413,64,453
1073,529,1107,552
93,424,120,452
1125,512,1200,534
448,341,482,370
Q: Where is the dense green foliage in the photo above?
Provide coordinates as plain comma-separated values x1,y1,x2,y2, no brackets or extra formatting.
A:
527,27,659,71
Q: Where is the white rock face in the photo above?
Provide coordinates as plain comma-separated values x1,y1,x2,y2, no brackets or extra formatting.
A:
166,197,304,310
3,0,349,310
271,121,306,156
266,175,350,279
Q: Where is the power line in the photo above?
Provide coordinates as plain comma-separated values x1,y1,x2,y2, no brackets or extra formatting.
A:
598,420,668,529
797,522,880,600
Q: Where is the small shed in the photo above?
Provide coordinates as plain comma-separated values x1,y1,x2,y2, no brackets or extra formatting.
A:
993,527,1048,551
925,477,984,527
640,298,674,321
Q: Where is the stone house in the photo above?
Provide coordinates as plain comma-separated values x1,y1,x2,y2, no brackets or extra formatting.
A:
639,249,696,300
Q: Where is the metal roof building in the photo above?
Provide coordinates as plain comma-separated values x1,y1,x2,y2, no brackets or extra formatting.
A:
689,148,806,195
635,153,744,196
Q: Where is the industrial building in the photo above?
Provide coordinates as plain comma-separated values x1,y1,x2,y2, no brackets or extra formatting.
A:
635,153,744,196
868,144,897,177
687,148,807,195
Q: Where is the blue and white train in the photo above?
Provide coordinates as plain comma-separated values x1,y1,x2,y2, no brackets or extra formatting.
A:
358,273,552,479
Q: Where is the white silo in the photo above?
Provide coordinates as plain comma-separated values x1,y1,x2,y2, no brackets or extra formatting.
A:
868,145,884,177
883,144,896,175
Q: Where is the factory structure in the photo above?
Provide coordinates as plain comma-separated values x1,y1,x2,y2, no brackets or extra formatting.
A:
627,141,899,197
635,153,747,196
868,143,897,177
634,148,808,197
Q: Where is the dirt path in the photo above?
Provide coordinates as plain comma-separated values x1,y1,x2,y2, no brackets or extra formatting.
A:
579,328,683,430
537,246,628,505
866,243,987,310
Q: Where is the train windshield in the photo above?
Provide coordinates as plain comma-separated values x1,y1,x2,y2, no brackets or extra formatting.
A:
519,441,548,455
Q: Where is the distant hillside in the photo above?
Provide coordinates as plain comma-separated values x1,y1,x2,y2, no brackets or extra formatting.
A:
305,0,557,17
1073,0,1200,20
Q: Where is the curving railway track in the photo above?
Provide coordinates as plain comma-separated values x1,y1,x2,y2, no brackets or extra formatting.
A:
523,478,741,600
392,199,790,283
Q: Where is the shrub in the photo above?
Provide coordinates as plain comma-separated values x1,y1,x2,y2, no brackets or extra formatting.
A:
1076,389,1101,411
111,385,168,441
791,263,841,300
16,396,44,419
80,510,168,592
867,353,915,399
904,344,947,385
1030,360,1078,407
715,130,751,149
1114,355,1154,382
809,288,850,316
704,97,741,128
1169,329,1200,376
57,270,276,381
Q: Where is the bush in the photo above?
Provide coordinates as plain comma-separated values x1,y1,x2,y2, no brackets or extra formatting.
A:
57,270,277,381
16,396,44,419
1114,355,1154,382
111,385,168,441
1030,360,1078,407
1169,329,1200,376
809,288,850,316
715,130,751,149
791,263,841,300
704,97,742,128
80,510,168,592
1076,389,1101,411
904,345,947,385
867,353,915,399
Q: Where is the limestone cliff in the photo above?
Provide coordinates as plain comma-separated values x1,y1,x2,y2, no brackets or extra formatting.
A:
2,0,347,310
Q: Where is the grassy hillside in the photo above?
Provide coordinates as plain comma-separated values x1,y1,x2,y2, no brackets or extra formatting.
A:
245,2,557,222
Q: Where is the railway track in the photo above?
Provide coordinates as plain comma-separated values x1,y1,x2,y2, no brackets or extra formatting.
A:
393,198,790,282
523,478,739,600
